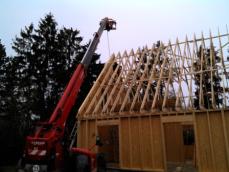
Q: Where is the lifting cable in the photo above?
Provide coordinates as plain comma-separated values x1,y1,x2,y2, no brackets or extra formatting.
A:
106,31,111,57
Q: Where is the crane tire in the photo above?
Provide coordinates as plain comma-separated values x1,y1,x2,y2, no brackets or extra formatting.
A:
97,153,106,172
76,155,90,172
16,158,25,172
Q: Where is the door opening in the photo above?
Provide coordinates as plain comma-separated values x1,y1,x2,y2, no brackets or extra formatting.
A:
164,123,197,171
97,125,119,165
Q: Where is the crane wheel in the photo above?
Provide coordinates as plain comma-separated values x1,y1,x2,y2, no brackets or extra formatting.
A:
16,158,25,172
97,153,106,172
75,155,90,172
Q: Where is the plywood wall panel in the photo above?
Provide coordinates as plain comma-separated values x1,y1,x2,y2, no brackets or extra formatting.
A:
119,116,164,171
130,117,141,168
151,117,164,169
209,112,228,171
224,111,229,146
120,118,131,168
77,110,229,171
78,121,87,148
224,111,229,171
164,123,183,162
88,120,96,153
225,111,229,151
141,116,153,169
195,113,214,172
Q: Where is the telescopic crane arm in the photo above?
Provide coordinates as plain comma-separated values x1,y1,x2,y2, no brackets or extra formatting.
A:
48,18,116,127
20,17,116,172
81,18,116,68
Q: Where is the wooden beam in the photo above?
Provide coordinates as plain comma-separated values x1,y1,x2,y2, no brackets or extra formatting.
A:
152,43,168,110
160,116,167,171
161,115,193,123
206,111,217,172
93,57,121,114
79,55,115,116
221,110,229,169
128,117,133,167
140,44,159,111
136,117,143,169
120,48,146,112
193,112,200,169
96,119,120,126
209,30,216,109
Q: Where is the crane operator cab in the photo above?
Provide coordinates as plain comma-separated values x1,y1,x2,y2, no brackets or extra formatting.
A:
103,17,116,31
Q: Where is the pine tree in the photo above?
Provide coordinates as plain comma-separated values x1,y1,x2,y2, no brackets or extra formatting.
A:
0,39,7,114
194,45,223,109
1,14,104,165
0,40,16,116
12,13,103,123
0,40,22,165
0,40,6,58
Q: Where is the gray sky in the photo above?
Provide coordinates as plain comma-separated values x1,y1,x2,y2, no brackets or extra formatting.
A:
0,0,228,62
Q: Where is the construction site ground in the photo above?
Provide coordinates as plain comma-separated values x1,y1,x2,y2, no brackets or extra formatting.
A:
0,163,198,172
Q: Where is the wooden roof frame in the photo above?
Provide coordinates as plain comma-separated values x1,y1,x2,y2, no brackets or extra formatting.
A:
78,27,229,118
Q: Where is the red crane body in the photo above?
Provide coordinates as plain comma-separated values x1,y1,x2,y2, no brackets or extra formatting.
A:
19,18,116,172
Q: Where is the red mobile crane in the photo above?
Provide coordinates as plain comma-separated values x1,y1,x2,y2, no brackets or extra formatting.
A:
17,18,116,172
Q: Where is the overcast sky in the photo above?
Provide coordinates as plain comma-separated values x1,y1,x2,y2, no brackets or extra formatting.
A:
0,0,228,62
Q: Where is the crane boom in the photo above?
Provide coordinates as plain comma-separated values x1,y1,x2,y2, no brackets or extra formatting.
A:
49,17,116,126
19,18,116,172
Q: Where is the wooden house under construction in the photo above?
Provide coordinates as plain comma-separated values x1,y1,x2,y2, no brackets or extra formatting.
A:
76,29,229,171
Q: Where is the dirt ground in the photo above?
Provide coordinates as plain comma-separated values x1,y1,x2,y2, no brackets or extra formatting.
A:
167,162,197,172
0,164,197,172
0,166,15,172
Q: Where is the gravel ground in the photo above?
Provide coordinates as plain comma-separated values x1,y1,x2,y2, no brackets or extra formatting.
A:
0,166,16,172
167,162,197,172
0,164,197,172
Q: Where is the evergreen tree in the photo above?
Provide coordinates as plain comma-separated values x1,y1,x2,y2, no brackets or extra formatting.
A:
0,14,104,165
0,39,9,114
0,40,6,58
0,40,22,165
12,13,103,125
131,42,169,110
0,40,6,114
194,45,223,109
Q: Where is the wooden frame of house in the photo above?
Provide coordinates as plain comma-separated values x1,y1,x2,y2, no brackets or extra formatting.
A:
76,28,229,172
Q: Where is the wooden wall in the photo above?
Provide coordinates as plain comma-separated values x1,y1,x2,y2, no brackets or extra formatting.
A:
120,116,164,171
77,110,229,171
77,120,97,152
164,123,184,163
77,116,165,171
195,110,229,172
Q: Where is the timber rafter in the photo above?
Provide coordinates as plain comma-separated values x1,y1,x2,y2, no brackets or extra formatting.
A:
78,28,229,118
